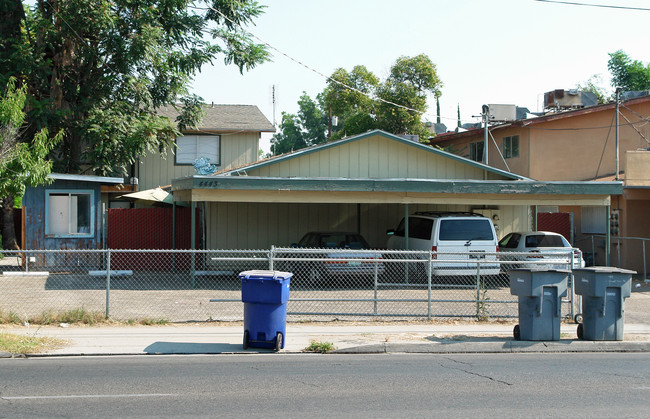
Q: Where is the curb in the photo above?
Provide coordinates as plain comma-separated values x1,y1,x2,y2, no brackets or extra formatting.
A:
334,341,650,354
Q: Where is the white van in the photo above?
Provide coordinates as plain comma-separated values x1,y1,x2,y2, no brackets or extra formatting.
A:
386,212,500,276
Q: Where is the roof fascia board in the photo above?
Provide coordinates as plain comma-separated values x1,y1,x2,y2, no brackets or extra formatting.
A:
174,176,622,196
49,173,124,184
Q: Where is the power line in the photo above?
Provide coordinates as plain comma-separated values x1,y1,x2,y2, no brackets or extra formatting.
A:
534,0,650,11
198,4,464,124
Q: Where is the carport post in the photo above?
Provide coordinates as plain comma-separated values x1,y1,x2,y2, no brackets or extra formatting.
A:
105,249,111,319
606,204,611,266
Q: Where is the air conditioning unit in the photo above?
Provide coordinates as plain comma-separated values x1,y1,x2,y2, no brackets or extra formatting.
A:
487,104,516,122
544,90,597,109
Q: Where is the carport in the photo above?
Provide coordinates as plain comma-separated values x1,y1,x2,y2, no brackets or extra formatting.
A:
170,130,622,261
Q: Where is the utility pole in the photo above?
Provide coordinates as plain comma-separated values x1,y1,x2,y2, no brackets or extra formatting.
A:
615,88,621,181
482,104,489,165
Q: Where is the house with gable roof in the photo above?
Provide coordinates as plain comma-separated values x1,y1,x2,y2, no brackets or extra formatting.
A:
171,130,619,254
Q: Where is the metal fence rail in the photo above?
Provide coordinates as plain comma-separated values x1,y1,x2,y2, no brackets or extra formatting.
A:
0,248,578,323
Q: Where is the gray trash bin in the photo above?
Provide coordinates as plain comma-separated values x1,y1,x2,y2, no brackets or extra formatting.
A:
573,266,636,341
509,269,569,341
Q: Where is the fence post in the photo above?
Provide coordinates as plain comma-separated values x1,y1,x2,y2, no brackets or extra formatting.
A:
373,255,379,316
269,245,275,270
475,260,481,320
25,250,29,273
105,249,111,319
427,251,432,320
570,250,575,321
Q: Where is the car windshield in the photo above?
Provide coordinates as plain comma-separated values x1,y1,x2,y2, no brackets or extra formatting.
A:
301,233,370,249
438,219,494,241
525,234,566,248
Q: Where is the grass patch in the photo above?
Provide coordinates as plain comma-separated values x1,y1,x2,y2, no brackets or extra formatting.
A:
304,340,336,353
30,308,106,325
0,332,66,355
127,318,170,326
0,309,22,324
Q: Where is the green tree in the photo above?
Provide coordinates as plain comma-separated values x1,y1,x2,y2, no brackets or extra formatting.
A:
608,50,650,91
0,78,62,249
376,54,442,138
270,92,328,155
270,112,307,155
1,0,269,176
297,93,328,145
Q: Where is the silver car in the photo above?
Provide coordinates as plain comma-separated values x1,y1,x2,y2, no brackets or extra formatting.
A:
498,231,585,270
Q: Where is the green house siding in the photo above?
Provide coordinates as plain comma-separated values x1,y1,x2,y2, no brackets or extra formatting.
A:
246,134,513,181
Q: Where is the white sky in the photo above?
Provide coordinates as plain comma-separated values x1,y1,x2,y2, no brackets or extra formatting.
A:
190,0,650,152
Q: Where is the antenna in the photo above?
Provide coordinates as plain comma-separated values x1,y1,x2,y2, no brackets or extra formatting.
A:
271,85,277,127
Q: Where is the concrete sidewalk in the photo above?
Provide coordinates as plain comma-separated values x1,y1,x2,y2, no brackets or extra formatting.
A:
2,322,650,357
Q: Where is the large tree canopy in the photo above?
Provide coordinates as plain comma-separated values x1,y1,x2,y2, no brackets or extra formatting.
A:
272,54,442,153
0,0,269,176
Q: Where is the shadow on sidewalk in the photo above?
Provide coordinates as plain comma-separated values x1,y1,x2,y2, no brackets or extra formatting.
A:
144,342,249,354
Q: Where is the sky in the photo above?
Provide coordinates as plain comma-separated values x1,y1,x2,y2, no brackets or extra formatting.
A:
190,0,650,152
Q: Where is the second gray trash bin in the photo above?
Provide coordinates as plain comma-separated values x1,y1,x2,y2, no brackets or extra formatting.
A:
573,266,636,341
509,269,569,341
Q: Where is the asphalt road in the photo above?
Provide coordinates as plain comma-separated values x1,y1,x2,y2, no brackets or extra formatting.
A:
1,353,648,418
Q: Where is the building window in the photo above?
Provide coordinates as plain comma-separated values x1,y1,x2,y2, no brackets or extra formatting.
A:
503,135,520,158
46,190,94,237
175,135,221,166
469,142,484,162
581,206,607,234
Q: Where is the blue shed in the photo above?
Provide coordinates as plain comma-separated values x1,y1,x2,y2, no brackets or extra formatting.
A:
23,173,124,252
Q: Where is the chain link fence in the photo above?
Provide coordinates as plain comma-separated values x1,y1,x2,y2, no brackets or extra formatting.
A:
0,248,578,323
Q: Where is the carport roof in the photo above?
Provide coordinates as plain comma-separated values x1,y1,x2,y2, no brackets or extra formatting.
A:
172,176,622,206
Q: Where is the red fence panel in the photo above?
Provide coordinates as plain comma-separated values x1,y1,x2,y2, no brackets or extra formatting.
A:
107,208,201,271
537,212,572,243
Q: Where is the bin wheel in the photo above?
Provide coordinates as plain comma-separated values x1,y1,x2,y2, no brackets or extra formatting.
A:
574,313,583,324
243,330,249,350
513,324,521,341
577,323,584,340
274,332,283,352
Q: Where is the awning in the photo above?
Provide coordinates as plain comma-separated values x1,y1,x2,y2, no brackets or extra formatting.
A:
120,187,174,205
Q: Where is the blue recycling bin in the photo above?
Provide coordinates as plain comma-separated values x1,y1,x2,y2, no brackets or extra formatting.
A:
240,270,292,351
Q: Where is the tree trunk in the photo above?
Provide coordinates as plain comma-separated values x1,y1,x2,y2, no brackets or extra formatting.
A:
1,195,19,250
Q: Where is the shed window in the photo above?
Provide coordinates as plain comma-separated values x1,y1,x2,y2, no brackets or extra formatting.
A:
503,135,519,158
46,191,94,237
175,135,221,165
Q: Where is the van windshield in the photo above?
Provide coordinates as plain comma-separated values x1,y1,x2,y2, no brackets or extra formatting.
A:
439,219,494,241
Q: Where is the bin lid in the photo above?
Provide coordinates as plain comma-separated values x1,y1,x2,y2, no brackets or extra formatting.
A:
508,268,571,274
573,266,636,275
238,270,293,280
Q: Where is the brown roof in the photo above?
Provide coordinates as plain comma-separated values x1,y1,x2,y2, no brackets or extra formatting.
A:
430,94,650,144
158,104,276,133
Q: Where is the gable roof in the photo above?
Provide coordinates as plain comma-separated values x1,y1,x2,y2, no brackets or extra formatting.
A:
158,104,276,133
217,129,528,180
431,94,650,144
